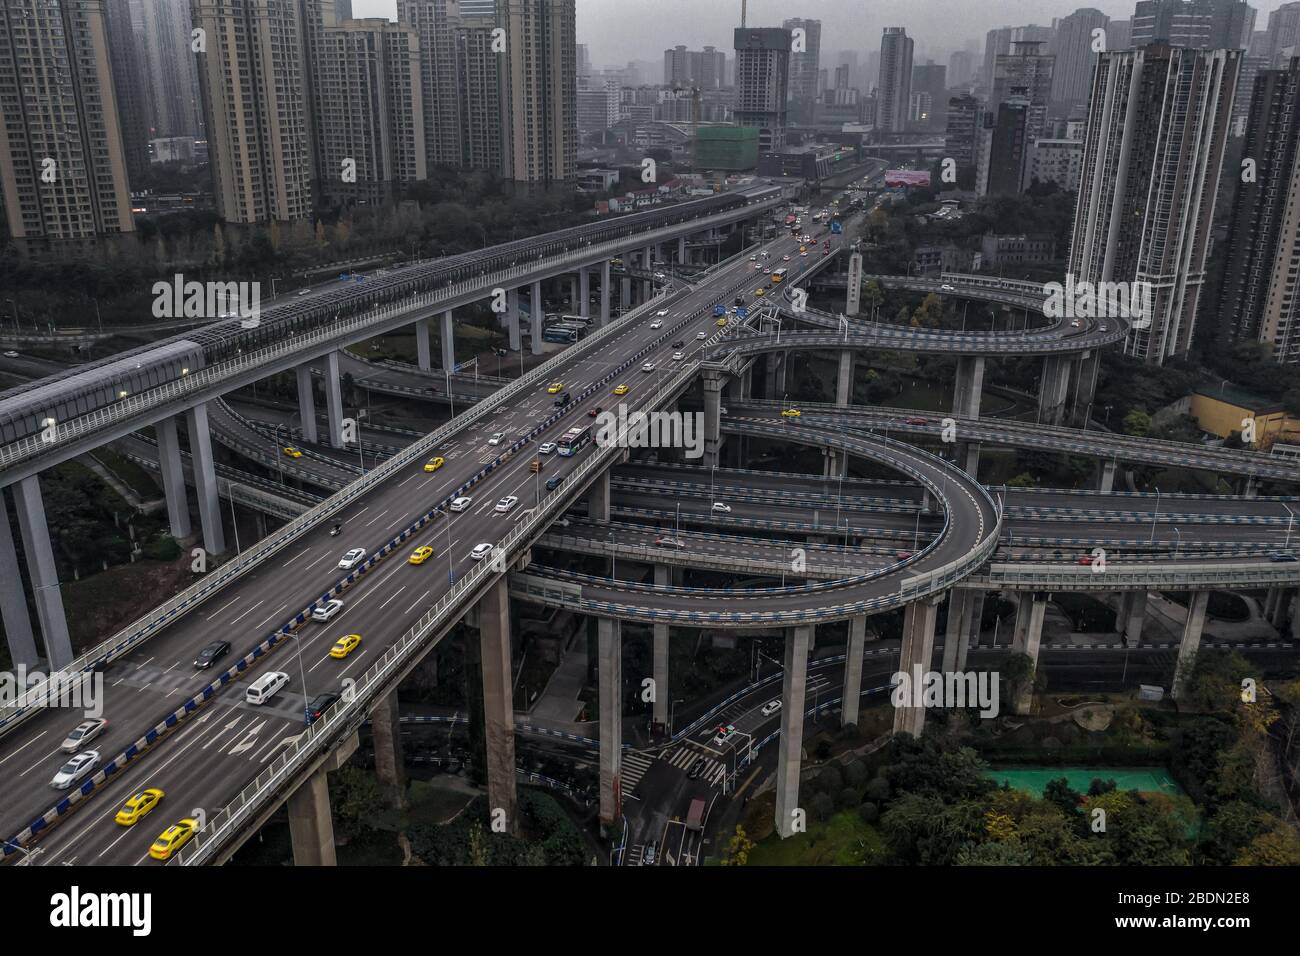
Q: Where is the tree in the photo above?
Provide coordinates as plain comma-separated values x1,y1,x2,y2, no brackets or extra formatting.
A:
1122,408,1151,437
1233,821,1300,865
722,825,756,866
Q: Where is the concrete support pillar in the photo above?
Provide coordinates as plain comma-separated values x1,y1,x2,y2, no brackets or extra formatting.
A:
156,415,192,540
415,316,432,371
1171,591,1209,700
962,591,985,668
569,275,578,311
440,310,456,372
893,598,940,737
288,768,336,866
1010,593,1031,651
323,351,345,449
821,447,847,478
479,577,518,832
588,469,611,522
845,251,863,316
941,590,971,673
1270,588,1292,629
579,268,591,319
620,276,631,311
296,364,318,444
1097,459,1117,494
652,566,670,732
677,236,687,263
1243,476,1258,499
0,497,39,668
598,617,622,828
703,372,723,469
505,288,521,352
369,690,407,809
836,350,853,406
953,355,985,420
1071,350,1101,426
600,260,611,326
962,442,981,477
774,624,811,839
184,403,227,556
1013,593,1048,715
529,281,544,355
1119,590,1148,646
1037,355,1070,425
841,615,867,728
643,245,653,269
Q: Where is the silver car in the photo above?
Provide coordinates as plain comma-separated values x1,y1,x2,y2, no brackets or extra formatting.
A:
61,718,108,754
51,750,100,790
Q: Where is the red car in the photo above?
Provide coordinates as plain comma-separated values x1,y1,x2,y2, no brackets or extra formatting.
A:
895,550,914,561
905,417,928,425
1077,555,1094,566
588,406,602,418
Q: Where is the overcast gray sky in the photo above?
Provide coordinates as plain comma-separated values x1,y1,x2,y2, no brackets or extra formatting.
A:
351,1,1296,66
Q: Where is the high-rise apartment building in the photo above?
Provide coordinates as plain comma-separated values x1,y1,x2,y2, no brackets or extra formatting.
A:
877,27,913,133
1131,0,1253,49
0,0,136,241
1107,19,1132,50
314,19,425,207
1069,42,1240,364
1050,8,1109,110
911,62,947,130
498,0,577,184
944,94,980,177
192,0,316,223
734,27,791,151
453,5,504,172
948,49,974,87
1265,2,1300,65
1217,59,1300,362
783,17,821,125
663,45,726,90
139,0,204,140
983,24,1054,92
664,45,689,86
102,0,150,183
399,0,463,170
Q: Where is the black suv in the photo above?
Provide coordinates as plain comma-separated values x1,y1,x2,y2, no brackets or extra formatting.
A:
305,692,341,725
553,392,570,406
193,640,232,670
671,340,685,348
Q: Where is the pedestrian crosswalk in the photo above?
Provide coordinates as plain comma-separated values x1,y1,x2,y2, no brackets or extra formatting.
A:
620,750,655,793
660,745,725,787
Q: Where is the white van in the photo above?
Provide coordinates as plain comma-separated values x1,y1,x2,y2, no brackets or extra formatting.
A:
246,671,289,705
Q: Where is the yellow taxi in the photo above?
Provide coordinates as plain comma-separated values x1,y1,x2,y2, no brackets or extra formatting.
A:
408,546,434,565
716,317,728,327
423,456,445,473
546,382,565,394
282,446,303,459
781,408,801,418
114,788,164,826
755,288,765,297
330,634,362,659
612,384,630,396
149,819,197,860
800,245,807,253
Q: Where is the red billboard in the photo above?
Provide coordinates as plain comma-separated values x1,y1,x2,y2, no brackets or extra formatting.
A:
884,169,931,188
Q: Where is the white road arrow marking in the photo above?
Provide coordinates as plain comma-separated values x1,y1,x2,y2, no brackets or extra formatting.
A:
228,719,266,756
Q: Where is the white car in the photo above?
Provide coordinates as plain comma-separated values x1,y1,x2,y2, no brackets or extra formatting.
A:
487,432,505,446
51,750,100,789
495,495,519,513
470,542,495,561
649,320,663,329
656,309,669,317
2,350,18,358
312,599,344,623
710,725,737,747
672,352,685,361
712,502,732,514
696,331,707,340
801,251,809,257
748,255,758,262
642,362,655,372
1070,319,1081,328
940,283,955,291
450,496,472,512
539,442,557,455
61,718,108,753
761,700,782,717
338,547,367,570
297,288,311,296
783,255,791,261
1099,324,1109,332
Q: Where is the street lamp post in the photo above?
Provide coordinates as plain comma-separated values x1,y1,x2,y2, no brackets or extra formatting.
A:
1148,485,1161,545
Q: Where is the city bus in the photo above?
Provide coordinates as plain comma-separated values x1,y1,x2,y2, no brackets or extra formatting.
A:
542,327,578,344
783,213,797,228
771,268,788,283
557,425,592,456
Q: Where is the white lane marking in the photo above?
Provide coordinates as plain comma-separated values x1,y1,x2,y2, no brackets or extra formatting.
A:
256,602,290,628
0,730,51,769
281,549,310,568
378,586,408,612
404,589,431,614
226,599,266,627
301,551,332,572
364,508,389,528
206,595,241,619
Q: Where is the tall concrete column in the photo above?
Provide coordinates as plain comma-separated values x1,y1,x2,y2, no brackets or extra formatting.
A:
774,624,811,839
155,415,192,540
953,355,984,419
1171,591,1209,700
184,404,227,556
579,268,591,319
415,316,432,370
296,364,318,444
620,276,631,311
288,768,336,866
836,350,853,406
588,469,611,522
1010,593,1031,650
822,447,847,477
568,275,579,311
479,577,518,832
0,497,39,668
1037,355,1070,425
893,597,939,737
1097,459,1117,494
1243,475,1258,499
1270,588,1292,629
1070,350,1101,426
677,236,687,264
369,690,407,809
1119,590,1148,646
530,280,544,355
703,372,723,469
941,590,971,673
323,351,345,449
440,310,455,371
505,289,521,352
652,566,671,731
598,616,622,828
961,590,985,668
841,615,867,728
600,260,611,326
1013,593,1048,715
962,442,981,477
845,250,863,316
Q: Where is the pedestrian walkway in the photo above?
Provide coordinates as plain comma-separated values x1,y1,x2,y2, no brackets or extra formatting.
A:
620,750,655,793
660,744,725,787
